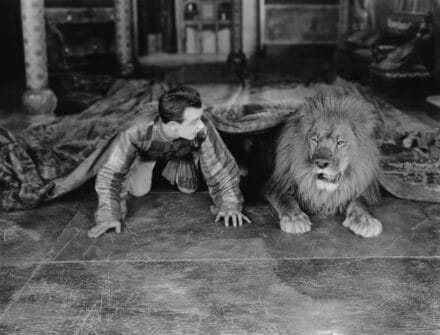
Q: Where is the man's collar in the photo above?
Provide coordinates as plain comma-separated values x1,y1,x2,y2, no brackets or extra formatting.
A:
155,117,174,143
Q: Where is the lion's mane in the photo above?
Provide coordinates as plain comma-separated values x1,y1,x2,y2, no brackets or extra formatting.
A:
267,95,380,216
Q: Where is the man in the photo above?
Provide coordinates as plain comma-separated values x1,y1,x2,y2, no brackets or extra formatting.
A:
88,86,250,238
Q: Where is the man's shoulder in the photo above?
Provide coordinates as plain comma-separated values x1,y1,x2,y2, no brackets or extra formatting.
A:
132,111,157,126
138,101,159,118
120,112,157,142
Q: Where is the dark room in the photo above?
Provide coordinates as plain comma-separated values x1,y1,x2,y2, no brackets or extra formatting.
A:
1,0,440,334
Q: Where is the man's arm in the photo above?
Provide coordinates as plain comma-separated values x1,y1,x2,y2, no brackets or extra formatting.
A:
198,118,250,227
88,124,146,238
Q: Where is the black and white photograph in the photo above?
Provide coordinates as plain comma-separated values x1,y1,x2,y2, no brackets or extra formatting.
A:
0,0,439,334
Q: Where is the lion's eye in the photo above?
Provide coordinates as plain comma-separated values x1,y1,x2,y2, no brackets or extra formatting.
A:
311,137,318,143
337,140,346,146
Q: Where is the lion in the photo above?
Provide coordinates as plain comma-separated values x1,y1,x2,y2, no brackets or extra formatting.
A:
264,94,383,238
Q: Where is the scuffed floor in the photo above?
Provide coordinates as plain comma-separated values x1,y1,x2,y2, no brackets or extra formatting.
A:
1,190,440,334
1,80,440,334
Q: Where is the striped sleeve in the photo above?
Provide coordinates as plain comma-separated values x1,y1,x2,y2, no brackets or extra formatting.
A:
94,122,152,224
198,118,243,212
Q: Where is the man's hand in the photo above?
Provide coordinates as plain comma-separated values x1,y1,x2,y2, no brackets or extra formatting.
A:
215,208,251,228
88,220,122,238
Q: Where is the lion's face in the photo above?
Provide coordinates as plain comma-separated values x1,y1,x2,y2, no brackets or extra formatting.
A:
268,95,381,216
306,120,356,192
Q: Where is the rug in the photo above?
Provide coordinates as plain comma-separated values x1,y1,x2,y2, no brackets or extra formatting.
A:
0,78,439,211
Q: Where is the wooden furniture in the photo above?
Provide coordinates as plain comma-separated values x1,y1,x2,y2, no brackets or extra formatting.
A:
45,1,115,61
175,0,233,54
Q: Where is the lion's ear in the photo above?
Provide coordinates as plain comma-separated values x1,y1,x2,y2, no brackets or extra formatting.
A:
352,101,380,139
291,103,312,126
284,104,305,128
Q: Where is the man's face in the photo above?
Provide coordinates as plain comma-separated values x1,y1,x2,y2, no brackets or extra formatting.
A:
173,107,205,140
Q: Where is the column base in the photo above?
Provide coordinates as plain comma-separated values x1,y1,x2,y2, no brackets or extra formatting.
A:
22,88,57,116
119,62,136,77
227,50,247,87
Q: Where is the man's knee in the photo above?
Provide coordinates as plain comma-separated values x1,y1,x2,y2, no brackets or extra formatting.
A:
127,159,155,197
128,184,152,197
178,185,196,194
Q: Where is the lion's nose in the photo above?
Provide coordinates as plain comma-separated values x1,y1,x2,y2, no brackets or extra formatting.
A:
314,158,330,169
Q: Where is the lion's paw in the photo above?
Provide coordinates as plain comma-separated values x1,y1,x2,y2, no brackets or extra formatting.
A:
280,212,312,234
342,213,382,238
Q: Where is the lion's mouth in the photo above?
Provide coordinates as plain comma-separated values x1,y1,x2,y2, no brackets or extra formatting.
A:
317,173,339,184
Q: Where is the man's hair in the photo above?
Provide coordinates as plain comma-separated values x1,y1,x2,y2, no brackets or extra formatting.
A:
158,86,202,123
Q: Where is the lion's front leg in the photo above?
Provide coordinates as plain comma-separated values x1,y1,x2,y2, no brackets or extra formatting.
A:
342,200,382,238
265,189,312,234
280,209,312,234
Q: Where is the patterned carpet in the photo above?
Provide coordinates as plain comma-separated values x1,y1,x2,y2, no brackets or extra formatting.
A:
1,78,439,212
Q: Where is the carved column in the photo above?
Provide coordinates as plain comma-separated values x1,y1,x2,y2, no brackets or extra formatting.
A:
228,0,247,86
114,0,135,76
20,0,57,116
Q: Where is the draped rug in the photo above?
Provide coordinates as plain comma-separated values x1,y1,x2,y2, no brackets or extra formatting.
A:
1,78,439,211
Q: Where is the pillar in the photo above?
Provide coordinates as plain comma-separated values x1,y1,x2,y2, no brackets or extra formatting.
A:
242,0,258,55
227,0,247,86
20,0,57,116
114,0,135,76
337,0,350,47
231,0,243,54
